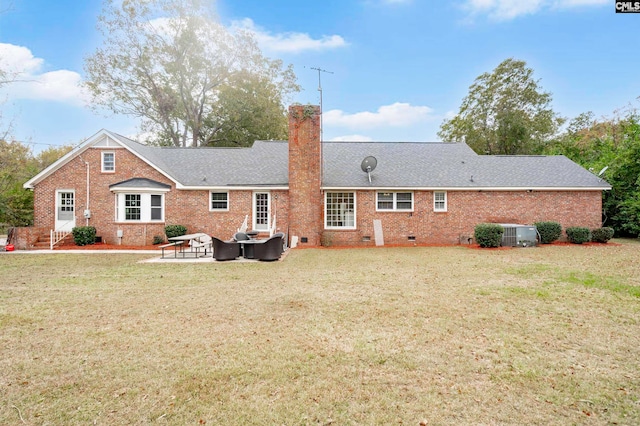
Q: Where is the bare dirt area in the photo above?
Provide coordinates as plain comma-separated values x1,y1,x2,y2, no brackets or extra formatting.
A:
1,240,639,425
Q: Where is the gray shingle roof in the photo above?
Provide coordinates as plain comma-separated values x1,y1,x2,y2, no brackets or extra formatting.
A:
109,178,171,190
111,134,289,187
322,141,611,189
109,132,610,190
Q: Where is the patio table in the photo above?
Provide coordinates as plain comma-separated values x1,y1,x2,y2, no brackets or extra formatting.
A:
237,238,267,259
168,233,210,258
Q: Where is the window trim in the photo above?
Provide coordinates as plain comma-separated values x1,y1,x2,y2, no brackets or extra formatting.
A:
150,194,162,221
101,151,115,173
433,191,448,212
376,191,414,212
115,192,165,223
209,191,229,211
324,191,357,230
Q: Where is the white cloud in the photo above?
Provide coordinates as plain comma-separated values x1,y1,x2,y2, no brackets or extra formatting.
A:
0,43,88,106
323,103,434,129
0,44,43,74
329,134,374,142
231,18,347,53
462,0,608,20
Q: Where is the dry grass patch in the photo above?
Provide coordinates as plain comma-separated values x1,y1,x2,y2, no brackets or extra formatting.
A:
1,241,639,424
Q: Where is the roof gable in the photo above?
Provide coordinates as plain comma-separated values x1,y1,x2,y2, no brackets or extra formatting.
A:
23,129,178,189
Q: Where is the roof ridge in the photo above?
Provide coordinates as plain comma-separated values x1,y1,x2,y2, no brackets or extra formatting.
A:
322,141,455,144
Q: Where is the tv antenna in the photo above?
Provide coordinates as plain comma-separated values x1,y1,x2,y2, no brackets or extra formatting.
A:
361,156,377,183
310,67,333,141
597,166,608,177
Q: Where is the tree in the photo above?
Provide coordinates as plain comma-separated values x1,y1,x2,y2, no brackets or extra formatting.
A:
0,141,72,228
36,144,74,169
0,140,37,227
84,0,299,147
438,58,565,155
601,112,640,237
545,108,640,237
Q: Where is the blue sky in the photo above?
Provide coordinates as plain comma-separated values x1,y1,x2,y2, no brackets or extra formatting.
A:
0,0,638,151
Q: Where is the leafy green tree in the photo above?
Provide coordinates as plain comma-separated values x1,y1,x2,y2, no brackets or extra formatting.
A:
205,69,290,147
439,58,565,155
36,144,74,169
605,113,640,236
0,140,37,227
0,141,72,228
84,0,299,147
546,109,640,237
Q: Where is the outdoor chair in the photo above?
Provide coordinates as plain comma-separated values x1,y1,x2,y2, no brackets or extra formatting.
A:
253,234,284,261
190,234,212,256
233,232,250,241
212,237,241,261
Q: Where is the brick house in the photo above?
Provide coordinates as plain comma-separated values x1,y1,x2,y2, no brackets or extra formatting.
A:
21,105,610,248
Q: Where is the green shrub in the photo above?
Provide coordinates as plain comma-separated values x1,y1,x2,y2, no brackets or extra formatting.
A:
72,226,96,246
534,221,562,244
152,235,165,245
566,227,591,244
474,223,504,248
165,225,187,239
591,227,614,243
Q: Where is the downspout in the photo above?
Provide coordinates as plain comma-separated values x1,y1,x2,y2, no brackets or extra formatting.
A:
78,155,90,226
85,160,90,226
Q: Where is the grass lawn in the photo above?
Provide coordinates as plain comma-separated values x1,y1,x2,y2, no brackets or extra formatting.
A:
1,241,639,425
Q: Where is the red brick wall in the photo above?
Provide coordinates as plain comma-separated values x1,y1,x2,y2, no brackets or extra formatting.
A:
11,226,47,250
31,146,286,246
321,190,603,246
288,105,323,246
30,118,604,247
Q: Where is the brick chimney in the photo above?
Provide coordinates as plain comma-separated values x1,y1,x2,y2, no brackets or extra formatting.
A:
288,105,322,246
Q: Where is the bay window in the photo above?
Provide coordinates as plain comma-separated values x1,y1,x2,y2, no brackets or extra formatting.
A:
116,193,165,222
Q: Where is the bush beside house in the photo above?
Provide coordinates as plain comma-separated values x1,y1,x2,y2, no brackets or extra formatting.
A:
72,226,97,246
591,227,614,243
165,225,187,239
566,227,591,244
534,221,562,244
474,223,504,248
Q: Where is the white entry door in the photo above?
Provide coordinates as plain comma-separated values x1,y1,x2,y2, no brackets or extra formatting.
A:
253,192,270,231
55,190,76,231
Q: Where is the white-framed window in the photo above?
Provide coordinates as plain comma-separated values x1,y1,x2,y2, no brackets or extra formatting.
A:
210,192,229,211
151,194,162,220
434,191,447,212
102,151,115,172
125,194,141,220
325,192,356,229
376,192,413,211
116,193,164,222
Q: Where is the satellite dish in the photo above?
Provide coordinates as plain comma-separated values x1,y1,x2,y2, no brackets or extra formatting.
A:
361,156,377,183
598,166,608,177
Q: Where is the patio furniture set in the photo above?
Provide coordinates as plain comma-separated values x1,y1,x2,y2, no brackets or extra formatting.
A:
160,232,286,261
